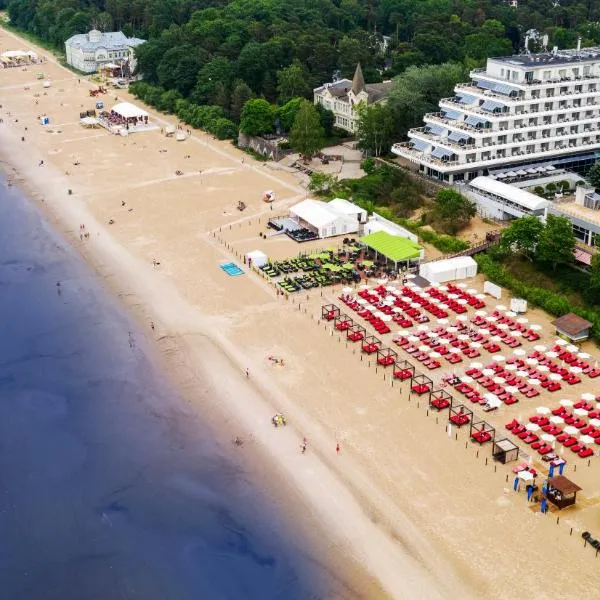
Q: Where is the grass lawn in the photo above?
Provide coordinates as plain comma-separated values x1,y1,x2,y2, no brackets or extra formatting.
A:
502,254,590,308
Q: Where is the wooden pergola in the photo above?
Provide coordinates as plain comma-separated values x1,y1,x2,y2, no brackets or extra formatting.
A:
321,304,340,321
492,438,519,464
347,323,366,342
361,335,381,354
334,313,353,331
470,419,495,444
449,404,472,427
376,347,397,367
411,373,433,396
393,359,415,381
430,389,452,411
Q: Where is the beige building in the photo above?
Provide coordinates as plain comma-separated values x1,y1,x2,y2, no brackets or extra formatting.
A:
313,64,393,133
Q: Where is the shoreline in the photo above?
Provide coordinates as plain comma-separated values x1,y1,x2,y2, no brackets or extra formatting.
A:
0,26,455,600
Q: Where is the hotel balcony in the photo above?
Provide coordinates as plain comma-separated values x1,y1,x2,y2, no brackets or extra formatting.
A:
392,138,600,173
455,81,598,104
470,67,600,87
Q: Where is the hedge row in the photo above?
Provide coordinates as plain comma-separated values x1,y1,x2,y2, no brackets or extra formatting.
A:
475,253,600,343
374,207,469,254
129,82,238,140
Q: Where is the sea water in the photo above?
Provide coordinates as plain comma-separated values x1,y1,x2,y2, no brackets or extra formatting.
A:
0,180,328,599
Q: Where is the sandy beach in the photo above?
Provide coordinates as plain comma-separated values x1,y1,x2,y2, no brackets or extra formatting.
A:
2,24,600,599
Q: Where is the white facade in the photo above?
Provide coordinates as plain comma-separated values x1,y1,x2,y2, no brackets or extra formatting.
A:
364,212,418,243
289,199,359,238
420,257,478,283
392,46,600,183
65,30,145,74
466,176,549,220
313,64,392,133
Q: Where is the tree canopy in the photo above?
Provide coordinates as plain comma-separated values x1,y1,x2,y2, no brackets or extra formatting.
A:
536,214,576,270
501,216,544,261
431,188,476,235
289,100,325,158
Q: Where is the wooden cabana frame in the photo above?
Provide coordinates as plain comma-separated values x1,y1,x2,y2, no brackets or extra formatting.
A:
361,335,381,354
411,373,433,395
547,475,582,510
322,304,340,321
376,347,397,367
334,313,353,331
347,323,366,342
470,419,495,444
492,438,519,464
430,389,453,411
449,404,472,427
394,359,415,380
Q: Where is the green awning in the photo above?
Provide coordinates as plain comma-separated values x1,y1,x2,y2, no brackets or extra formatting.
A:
359,231,422,263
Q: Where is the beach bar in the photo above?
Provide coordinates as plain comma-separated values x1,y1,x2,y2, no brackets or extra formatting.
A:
546,476,582,510
551,313,593,342
492,438,519,464
359,231,423,270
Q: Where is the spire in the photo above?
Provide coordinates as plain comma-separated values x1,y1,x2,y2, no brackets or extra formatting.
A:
352,63,366,95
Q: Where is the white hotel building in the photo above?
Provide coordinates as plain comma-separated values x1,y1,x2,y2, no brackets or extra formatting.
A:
392,46,600,183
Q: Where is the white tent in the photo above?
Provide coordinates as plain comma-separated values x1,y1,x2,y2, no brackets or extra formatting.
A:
289,199,358,239
328,198,367,223
419,256,477,283
111,101,148,120
247,250,268,268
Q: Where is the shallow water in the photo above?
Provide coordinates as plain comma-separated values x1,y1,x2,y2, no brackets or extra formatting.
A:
0,180,328,599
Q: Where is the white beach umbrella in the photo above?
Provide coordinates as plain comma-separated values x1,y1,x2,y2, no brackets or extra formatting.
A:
486,316,498,322
381,315,393,322
550,416,565,424
506,386,519,393
386,285,396,292
570,366,583,374
564,425,579,435
549,373,562,381
429,351,441,359
579,435,595,445
526,358,539,365
497,323,510,330
534,345,547,352
530,324,542,331
516,370,529,378
428,282,440,289
471,342,482,348
475,310,487,317
449,347,461,354
437,318,449,324
566,344,578,353
417,324,429,331
482,368,495,377
528,378,541,386
447,326,458,333
574,408,589,417
589,418,600,427
506,311,517,317
467,288,477,294
489,335,502,343
537,365,550,372
517,317,529,324
461,375,474,383
469,362,483,369
518,470,535,482
555,339,568,346
392,307,403,313
541,434,556,443
405,273,416,279
492,355,506,362
526,423,540,431
359,284,370,291
357,298,368,305
342,286,353,294
560,399,574,407
408,335,420,343
457,283,468,289
546,351,558,358
448,293,460,300
377,278,387,285
513,331,523,337
493,376,505,384
505,364,518,371
374,311,385,319
475,294,486,300
419,345,430,352
410,302,421,309
536,406,551,415
456,315,469,322
581,392,595,401
495,305,507,311
429,297,442,304
479,328,490,335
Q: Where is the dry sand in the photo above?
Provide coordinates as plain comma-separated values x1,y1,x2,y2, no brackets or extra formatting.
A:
2,25,600,599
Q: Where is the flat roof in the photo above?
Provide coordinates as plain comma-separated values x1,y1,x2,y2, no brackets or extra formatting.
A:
470,177,549,211
548,475,582,495
491,46,600,68
359,231,421,262
290,199,353,228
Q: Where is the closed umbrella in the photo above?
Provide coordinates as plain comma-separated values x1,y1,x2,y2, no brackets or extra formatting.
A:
536,406,551,415
550,416,565,424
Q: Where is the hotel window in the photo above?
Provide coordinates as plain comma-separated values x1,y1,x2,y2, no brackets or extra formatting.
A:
584,66,592,76
526,144,535,153
531,90,540,99
544,102,553,111
546,89,554,97
543,70,551,81
570,125,579,134
541,142,549,151
559,69,567,79
575,85,582,93
573,68,580,78
530,103,539,112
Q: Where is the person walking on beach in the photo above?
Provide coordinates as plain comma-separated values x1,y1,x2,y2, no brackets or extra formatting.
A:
245,368,249,378
128,331,135,349
336,442,341,455
150,321,155,331
301,437,308,454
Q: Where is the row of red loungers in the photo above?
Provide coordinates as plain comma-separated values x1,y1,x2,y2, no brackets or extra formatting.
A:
506,418,594,458
394,336,460,368
466,363,540,399
469,316,526,348
426,285,485,312
399,286,460,317
531,347,600,379
396,330,466,362
509,355,579,387
445,283,487,308
344,294,413,329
